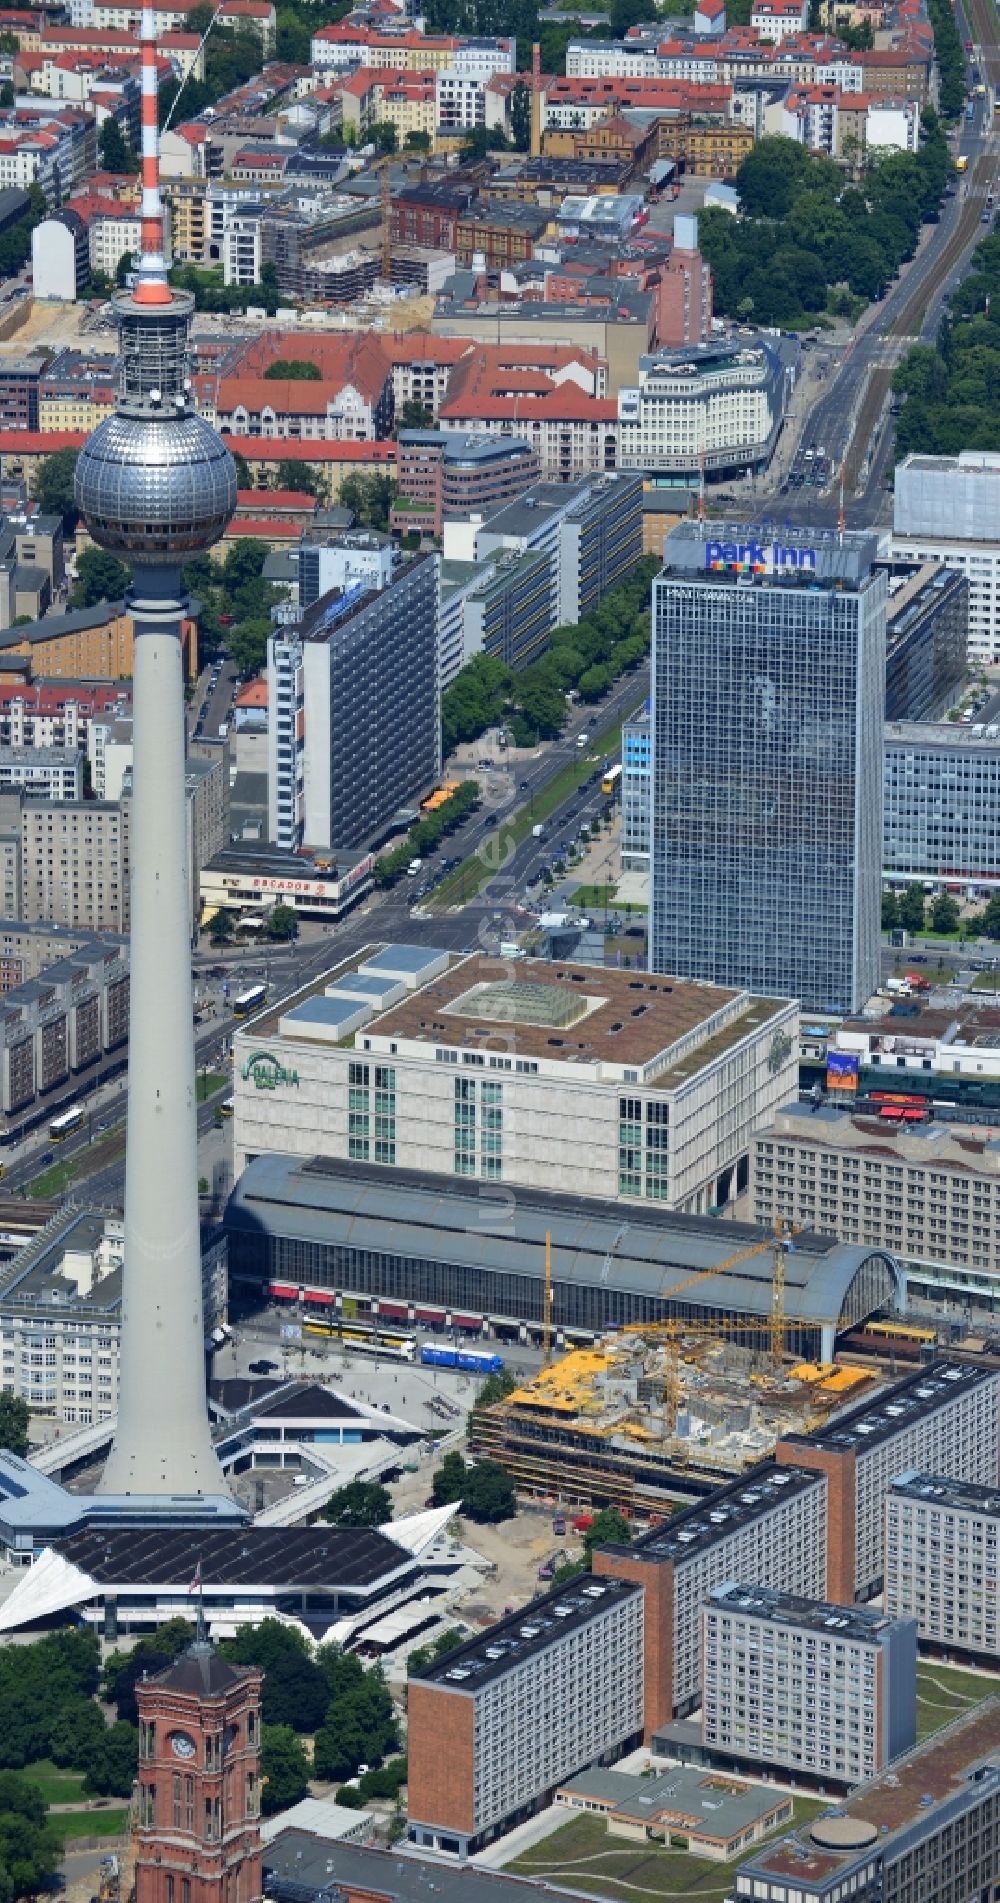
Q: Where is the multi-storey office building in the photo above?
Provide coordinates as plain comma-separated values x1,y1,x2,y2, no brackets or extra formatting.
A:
592,1462,829,1734
407,1574,644,1856
891,451,1000,665
14,794,129,933
461,548,552,672
0,1208,226,1426
622,701,650,872
880,559,968,723
267,553,439,852
617,340,786,478
731,1702,1000,1903
391,430,539,541
776,1358,1000,1604
472,474,643,632
886,1471,1000,1663
883,721,1000,891
701,1584,917,1786
650,525,886,1015
752,1101,1000,1308
232,946,800,1214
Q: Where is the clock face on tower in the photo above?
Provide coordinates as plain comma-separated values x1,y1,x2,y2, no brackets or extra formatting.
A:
169,1732,197,1760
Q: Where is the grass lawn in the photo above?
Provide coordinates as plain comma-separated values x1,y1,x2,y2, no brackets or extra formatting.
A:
506,1798,828,1903
971,970,1000,992
46,1808,128,1847
28,1157,80,1199
22,1760,87,1805
916,1661,1000,1741
427,712,626,911
196,1070,228,1103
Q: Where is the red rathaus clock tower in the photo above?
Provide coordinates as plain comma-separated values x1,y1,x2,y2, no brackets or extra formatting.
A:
134,1637,263,1903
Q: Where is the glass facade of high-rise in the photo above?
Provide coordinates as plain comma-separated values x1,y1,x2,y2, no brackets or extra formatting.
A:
650,525,886,1015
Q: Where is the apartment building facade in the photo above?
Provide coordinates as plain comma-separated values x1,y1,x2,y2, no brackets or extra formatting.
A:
776,1358,1000,1604
0,939,128,1126
593,1462,829,1734
12,794,129,933
885,1471,1000,1664
701,1583,917,1785
407,1574,644,1857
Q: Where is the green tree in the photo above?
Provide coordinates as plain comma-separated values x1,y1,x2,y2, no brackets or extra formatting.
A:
407,1631,463,1676
231,447,253,489
509,79,532,152
115,249,135,288
881,889,899,932
334,1783,366,1808
104,1620,193,1724
49,1699,106,1770
930,890,960,934
84,1721,138,1798
0,1775,59,1900
98,116,136,174
981,892,1000,940
0,1394,28,1458
274,458,324,499
71,546,130,609
261,1726,310,1814
370,120,397,153
474,1368,518,1410
394,398,436,434
404,130,431,152
266,903,298,942
229,617,272,678
339,471,395,530
582,1508,631,1563
209,908,235,945
898,883,926,933
462,1460,516,1524
32,447,79,533
313,1658,397,1780
222,537,269,595
461,125,510,160
431,1450,467,1507
323,1481,393,1528
263,359,322,381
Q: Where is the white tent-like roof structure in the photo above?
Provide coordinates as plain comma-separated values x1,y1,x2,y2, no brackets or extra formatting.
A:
0,1546,98,1633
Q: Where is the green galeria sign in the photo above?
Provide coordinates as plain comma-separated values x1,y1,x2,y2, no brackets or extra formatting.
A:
241,1050,300,1090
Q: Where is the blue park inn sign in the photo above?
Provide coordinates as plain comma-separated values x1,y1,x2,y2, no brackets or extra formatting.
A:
241,1050,300,1090
705,539,817,575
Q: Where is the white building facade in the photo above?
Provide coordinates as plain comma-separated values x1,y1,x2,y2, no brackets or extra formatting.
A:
892,452,1000,665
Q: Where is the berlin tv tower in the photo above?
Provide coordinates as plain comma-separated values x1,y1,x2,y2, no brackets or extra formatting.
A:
75,8,237,1497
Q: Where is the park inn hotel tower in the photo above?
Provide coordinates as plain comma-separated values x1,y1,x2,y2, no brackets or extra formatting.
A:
649,524,886,1017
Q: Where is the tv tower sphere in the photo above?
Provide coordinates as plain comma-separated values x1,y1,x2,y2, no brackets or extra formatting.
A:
74,294,237,559
74,0,238,1503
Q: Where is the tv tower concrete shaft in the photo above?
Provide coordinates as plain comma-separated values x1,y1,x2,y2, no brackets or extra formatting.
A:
100,569,228,1496
75,0,237,1499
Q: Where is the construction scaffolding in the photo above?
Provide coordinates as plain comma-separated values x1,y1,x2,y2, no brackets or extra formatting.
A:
470,1337,875,1519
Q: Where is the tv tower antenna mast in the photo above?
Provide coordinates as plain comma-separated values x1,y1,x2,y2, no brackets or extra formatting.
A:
74,0,237,1499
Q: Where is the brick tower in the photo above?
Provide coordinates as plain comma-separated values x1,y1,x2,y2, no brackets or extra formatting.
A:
134,1639,263,1903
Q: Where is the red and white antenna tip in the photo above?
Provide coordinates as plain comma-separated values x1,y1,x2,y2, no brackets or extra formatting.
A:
134,0,172,305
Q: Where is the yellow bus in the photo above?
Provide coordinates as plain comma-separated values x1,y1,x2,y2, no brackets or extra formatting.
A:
956,153,969,170
601,763,623,797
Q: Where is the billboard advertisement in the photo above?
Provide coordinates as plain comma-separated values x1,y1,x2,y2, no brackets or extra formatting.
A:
827,1051,860,1092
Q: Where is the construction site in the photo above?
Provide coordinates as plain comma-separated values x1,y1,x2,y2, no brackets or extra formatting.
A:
471,1336,874,1519
470,1221,886,1519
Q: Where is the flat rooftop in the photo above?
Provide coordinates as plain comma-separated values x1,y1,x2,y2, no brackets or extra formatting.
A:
890,1469,1000,1518
885,721,1000,751
708,1581,906,1645
0,1208,122,1317
557,1764,786,1834
744,1699,1000,1883
413,1573,641,1691
620,1461,827,1568
264,1832,554,1903
780,1359,998,1458
355,951,788,1079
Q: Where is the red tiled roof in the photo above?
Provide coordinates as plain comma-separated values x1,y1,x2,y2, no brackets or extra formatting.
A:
225,436,397,463
235,487,316,510
441,391,618,422
234,677,268,707
224,517,301,537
